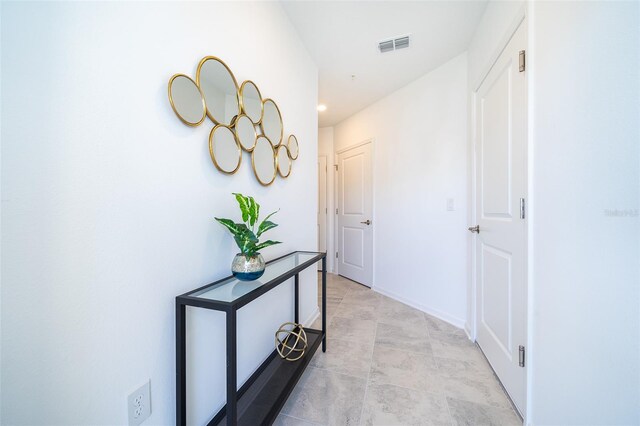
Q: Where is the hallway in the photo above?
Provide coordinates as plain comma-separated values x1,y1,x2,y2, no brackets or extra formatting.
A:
276,273,521,425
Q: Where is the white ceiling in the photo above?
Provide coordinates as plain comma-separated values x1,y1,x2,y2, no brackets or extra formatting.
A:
281,1,488,127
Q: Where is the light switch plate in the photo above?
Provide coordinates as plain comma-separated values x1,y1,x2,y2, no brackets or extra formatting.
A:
446,198,455,211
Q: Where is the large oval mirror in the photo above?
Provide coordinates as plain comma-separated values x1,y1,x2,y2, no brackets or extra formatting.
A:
252,136,276,185
261,99,283,147
196,56,240,126
276,145,291,178
287,135,299,160
209,125,241,174
168,74,206,126
235,114,257,152
240,80,263,125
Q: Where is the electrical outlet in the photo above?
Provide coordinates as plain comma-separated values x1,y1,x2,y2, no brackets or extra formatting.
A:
127,381,151,426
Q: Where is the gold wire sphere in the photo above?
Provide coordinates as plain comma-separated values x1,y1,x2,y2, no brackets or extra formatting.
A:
275,322,308,361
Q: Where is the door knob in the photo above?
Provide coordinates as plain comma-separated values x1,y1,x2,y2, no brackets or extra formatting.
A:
468,225,480,233
361,220,372,225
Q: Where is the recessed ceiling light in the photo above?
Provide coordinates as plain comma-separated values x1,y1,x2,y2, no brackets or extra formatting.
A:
317,104,327,112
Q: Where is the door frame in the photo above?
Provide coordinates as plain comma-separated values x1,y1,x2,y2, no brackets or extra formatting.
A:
318,155,328,271
469,11,530,419
334,139,375,288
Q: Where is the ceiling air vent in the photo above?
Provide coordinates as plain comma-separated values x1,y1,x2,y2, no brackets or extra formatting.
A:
378,35,411,53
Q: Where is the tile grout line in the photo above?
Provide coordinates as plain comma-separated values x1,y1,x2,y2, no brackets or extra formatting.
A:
355,292,382,425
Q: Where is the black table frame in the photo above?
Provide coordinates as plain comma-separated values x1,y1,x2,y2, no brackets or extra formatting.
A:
176,251,327,425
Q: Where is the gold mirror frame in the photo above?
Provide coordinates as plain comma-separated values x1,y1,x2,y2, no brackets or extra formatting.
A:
209,124,242,174
276,145,292,178
287,135,299,160
261,98,284,147
239,80,264,125
196,56,240,126
167,74,206,127
234,114,257,152
252,136,277,186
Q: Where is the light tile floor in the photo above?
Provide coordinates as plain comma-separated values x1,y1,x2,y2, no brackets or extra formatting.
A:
275,273,522,426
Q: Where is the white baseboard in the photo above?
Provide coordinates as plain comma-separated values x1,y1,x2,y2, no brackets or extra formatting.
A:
303,306,320,328
372,286,466,330
464,322,474,341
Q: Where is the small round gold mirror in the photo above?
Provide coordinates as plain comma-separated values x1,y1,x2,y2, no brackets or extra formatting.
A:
261,99,283,147
196,56,240,126
287,135,299,160
252,136,277,185
209,125,241,174
168,74,206,126
240,81,263,125
235,114,257,152
276,145,292,178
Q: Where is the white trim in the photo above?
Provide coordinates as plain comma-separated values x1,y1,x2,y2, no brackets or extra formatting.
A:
336,138,373,154
318,155,329,271
303,306,320,328
373,286,467,331
473,5,527,92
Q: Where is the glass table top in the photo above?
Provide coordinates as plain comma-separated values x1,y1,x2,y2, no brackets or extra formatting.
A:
188,252,322,303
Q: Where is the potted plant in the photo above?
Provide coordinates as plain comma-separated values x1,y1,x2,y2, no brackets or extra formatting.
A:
215,193,281,280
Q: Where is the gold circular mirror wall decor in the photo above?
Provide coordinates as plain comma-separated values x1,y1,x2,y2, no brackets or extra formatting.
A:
287,135,299,160
209,124,242,174
252,136,277,186
235,114,257,152
261,99,283,147
168,74,206,126
239,80,263,125
196,56,240,126
276,145,292,178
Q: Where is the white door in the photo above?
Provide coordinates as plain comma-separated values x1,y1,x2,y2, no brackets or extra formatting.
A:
337,143,373,287
318,156,328,270
473,21,527,415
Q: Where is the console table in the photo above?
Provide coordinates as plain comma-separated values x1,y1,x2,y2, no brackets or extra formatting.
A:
176,251,327,426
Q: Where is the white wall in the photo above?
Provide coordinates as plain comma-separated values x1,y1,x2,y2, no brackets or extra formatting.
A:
529,1,639,424
1,2,318,425
469,1,640,423
334,53,469,327
318,127,335,272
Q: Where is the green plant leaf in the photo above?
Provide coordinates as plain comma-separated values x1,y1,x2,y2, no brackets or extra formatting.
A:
256,220,278,237
254,240,281,252
256,209,279,237
247,196,260,227
232,193,251,224
214,217,243,236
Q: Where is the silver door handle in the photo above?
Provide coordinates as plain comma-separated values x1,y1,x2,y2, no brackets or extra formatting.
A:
361,220,372,225
468,225,479,233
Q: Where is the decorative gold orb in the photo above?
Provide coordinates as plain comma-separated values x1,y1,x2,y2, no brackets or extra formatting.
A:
275,322,308,361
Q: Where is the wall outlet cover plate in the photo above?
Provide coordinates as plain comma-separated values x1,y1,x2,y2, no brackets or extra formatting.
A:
127,381,151,426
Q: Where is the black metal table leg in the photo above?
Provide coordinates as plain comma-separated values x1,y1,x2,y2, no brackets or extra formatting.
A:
294,273,299,324
176,301,186,426
226,308,237,426
322,257,327,352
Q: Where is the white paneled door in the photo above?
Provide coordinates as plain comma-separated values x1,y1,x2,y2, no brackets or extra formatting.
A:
337,143,373,287
473,21,527,415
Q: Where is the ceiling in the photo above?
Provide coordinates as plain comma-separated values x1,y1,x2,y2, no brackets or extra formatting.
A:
281,1,488,127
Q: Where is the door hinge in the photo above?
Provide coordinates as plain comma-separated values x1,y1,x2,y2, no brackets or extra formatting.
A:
519,50,526,72
334,165,338,171
335,208,338,215
325,208,327,214
519,345,525,367
520,198,526,219
335,251,338,259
